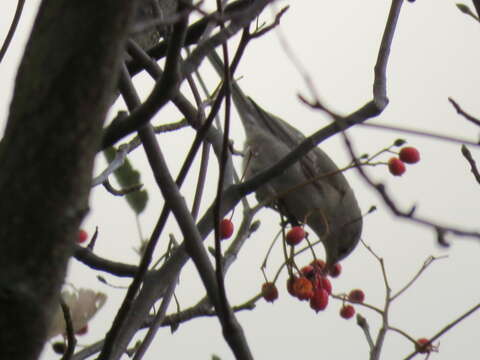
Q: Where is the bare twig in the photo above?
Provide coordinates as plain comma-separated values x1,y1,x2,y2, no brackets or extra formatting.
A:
102,0,273,148
212,0,234,325
461,145,480,185
359,122,480,147
102,178,143,196
86,226,99,251
388,326,417,343
403,302,480,360
185,73,209,220
0,0,25,63
392,256,447,301
449,97,480,126
343,132,480,240
249,6,289,39
73,245,138,277
92,143,129,187
357,314,375,351
330,293,384,315
132,277,178,360
371,251,391,360
60,299,77,360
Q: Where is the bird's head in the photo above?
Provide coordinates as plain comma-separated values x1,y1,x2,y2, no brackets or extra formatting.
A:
323,215,363,272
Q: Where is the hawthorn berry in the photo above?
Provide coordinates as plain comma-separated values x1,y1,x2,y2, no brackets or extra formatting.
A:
416,338,434,353
329,263,342,278
310,288,329,312
77,229,88,244
300,265,315,278
399,147,420,164
388,157,406,176
293,277,314,301
286,276,298,297
219,218,234,240
76,324,88,336
316,276,332,294
348,289,365,303
340,305,355,319
261,282,279,303
286,226,305,246
310,259,326,272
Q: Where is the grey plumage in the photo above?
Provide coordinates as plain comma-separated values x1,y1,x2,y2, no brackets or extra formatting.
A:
208,51,363,268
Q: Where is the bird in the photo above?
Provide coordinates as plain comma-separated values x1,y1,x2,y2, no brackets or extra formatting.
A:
207,51,363,270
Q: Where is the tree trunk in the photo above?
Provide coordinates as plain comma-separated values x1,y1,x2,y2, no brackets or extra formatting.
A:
0,1,139,359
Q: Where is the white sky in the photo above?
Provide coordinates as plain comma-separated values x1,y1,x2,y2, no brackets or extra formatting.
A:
1,1,479,359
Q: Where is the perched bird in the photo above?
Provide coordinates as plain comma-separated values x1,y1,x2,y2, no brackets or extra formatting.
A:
208,52,363,269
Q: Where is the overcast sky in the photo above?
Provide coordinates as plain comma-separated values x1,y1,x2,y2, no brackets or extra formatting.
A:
1,1,479,359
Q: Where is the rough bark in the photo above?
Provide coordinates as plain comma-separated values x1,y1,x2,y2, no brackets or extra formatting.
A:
0,1,139,359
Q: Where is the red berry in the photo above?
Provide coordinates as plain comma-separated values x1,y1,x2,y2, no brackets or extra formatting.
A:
348,289,365,303
329,263,342,278
388,157,406,176
286,276,298,296
300,265,315,278
76,324,88,336
316,276,332,294
310,259,326,272
77,229,88,244
340,305,355,319
261,282,279,303
219,218,234,239
416,338,434,353
399,147,420,164
293,277,314,301
286,226,305,246
310,288,329,312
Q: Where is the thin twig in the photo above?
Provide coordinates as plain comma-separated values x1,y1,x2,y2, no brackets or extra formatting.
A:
388,326,416,343
343,132,480,240
461,145,480,185
74,244,138,277
391,256,446,301
0,0,25,63
86,226,99,251
132,277,178,360
60,299,77,360
403,302,480,360
185,73,209,220
92,143,129,187
361,240,392,360
102,178,143,196
212,7,234,328
359,122,480,148
449,97,480,127
357,314,375,351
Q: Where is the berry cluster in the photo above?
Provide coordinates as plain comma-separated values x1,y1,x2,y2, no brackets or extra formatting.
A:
259,225,366,319
336,289,366,319
261,260,367,321
388,146,420,176
287,260,336,312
